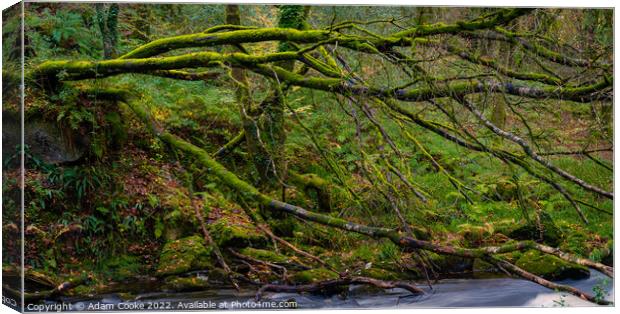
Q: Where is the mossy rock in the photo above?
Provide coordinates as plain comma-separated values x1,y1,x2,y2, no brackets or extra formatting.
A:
156,235,213,277
457,223,493,244
515,250,589,280
426,252,474,277
239,247,290,264
208,218,267,248
101,255,144,281
163,276,210,292
358,267,400,281
508,225,561,247
3,117,88,164
204,267,230,284
507,213,562,247
290,268,339,284
162,209,195,242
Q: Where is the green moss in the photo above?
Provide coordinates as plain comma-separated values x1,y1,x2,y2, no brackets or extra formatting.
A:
496,210,562,248
156,235,213,276
358,267,399,281
560,230,589,257
492,219,518,236
101,255,143,281
163,276,210,292
239,247,290,264
208,217,267,248
515,250,589,280
426,252,474,275
411,226,432,241
269,216,297,238
351,244,375,263
494,179,518,201
290,268,339,284
104,111,127,148
457,223,493,244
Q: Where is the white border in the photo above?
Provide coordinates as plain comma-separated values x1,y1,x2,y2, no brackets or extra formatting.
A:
0,1,617,314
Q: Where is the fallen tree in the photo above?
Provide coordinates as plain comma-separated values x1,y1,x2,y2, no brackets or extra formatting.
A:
70,87,610,305
255,276,424,300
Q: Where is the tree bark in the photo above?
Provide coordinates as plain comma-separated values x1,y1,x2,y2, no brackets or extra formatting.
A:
96,4,119,59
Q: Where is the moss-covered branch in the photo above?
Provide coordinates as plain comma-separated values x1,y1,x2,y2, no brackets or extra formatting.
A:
392,8,533,38
148,69,221,81
34,43,610,105
250,63,611,103
116,9,530,60
32,51,302,81
440,42,563,85
487,27,610,68
483,255,610,305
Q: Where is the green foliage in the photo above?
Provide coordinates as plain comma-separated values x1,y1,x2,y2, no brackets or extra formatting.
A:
592,278,610,303
52,87,97,130
277,5,308,51
100,255,143,281
351,244,374,262
26,6,101,57
583,10,613,48
378,241,401,262
48,166,108,202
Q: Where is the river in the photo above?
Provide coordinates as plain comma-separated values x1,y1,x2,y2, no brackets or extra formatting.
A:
50,270,613,311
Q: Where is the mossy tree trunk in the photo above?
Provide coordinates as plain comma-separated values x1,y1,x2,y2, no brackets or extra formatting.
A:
95,3,120,59
224,5,310,191
225,4,273,189
261,5,312,188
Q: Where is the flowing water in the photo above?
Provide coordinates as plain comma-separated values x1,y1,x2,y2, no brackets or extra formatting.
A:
49,270,613,311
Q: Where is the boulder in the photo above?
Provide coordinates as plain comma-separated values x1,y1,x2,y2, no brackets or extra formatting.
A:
515,250,589,280
156,235,213,276
3,115,88,165
426,252,474,278
208,217,267,248
102,254,143,281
